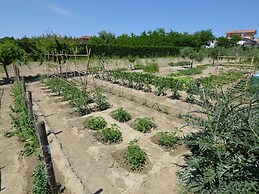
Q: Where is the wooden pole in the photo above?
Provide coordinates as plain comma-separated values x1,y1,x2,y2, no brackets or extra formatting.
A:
37,121,57,194
27,91,34,122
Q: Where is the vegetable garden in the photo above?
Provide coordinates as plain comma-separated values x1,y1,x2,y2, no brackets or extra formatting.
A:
1,50,259,194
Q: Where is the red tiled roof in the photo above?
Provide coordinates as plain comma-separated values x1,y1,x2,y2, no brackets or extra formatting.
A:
225,30,257,34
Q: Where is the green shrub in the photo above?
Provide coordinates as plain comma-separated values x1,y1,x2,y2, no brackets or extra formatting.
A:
156,131,180,149
98,124,122,144
111,107,131,122
133,117,156,133
134,64,144,70
143,63,159,73
124,139,146,170
32,163,50,194
83,116,107,130
168,61,190,67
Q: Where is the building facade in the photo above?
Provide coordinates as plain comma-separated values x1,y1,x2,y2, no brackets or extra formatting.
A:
225,30,257,40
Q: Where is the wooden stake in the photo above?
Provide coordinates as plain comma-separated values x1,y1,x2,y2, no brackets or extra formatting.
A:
37,121,57,194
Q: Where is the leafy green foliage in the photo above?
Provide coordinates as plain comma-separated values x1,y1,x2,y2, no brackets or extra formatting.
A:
124,139,146,170
32,163,51,194
94,88,110,111
142,63,159,73
169,66,205,77
133,117,156,133
10,82,39,156
179,84,259,194
0,41,26,79
168,61,191,67
111,107,131,122
97,124,122,144
45,77,109,115
156,131,180,149
83,116,107,130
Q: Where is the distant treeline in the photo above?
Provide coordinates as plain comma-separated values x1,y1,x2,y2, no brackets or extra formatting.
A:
0,29,244,60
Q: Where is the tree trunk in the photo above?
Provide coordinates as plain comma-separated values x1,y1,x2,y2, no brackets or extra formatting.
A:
212,59,215,66
191,60,193,68
3,65,9,80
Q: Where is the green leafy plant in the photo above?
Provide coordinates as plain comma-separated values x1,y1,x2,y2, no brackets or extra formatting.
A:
32,163,51,194
10,82,39,156
124,139,146,170
143,63,159,73
97,124,122,144
168,61,191,67
83,116,107,130
94,88,110,111
178,84,259,193
133,117,156,133
111,107,131,122
156,131,180,149
0,41,26,80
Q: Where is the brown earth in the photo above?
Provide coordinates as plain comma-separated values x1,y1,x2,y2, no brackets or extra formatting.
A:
0,58,250,194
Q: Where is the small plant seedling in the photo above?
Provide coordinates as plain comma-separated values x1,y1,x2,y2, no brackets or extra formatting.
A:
83,116,107,130
111,107,131,122
97,124,122,144
133,117,156,133
124,139,146,170
156,131,180,149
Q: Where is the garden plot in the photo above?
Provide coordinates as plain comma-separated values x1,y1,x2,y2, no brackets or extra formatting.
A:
28,80,195,194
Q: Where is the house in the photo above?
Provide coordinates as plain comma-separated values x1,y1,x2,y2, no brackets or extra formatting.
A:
225,29,257,40
79,35,91,43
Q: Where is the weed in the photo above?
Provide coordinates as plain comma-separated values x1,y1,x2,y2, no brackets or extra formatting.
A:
143,63,159,73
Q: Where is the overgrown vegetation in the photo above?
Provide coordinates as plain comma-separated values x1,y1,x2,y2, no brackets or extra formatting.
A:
111,107,131,122
169,66,205,77
179,83,259,193
32,163,51,194
133,117,156,133
83,116,107,130
124,139,146,171
97,124,122,144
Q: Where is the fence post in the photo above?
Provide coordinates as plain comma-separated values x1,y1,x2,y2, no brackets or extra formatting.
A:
37,121,57,194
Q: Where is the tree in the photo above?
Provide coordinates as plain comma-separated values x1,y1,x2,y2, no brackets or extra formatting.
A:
0,42,26,80
180,47,205,68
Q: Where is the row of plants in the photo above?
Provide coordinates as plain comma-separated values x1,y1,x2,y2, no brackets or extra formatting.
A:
168,65,206,77
10,82,39,156
10,82,51,194
168,61,191,67
96,69,246,99
96,69,194,96
45,77,109,115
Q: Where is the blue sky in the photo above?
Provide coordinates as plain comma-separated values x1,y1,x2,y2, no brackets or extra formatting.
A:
1,0,259,38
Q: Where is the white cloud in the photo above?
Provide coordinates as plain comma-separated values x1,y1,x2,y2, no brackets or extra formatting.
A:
45,3,72,16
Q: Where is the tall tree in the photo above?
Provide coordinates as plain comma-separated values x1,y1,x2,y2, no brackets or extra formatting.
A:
0,42,26,80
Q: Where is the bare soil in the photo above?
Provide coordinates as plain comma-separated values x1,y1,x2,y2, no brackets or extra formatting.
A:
0,58,248,194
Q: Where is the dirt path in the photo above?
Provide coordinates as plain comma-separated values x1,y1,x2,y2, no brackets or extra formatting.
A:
28,81,194,194
0,85,33,194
